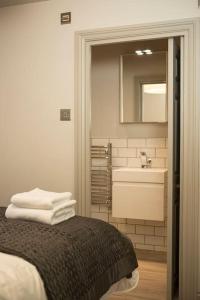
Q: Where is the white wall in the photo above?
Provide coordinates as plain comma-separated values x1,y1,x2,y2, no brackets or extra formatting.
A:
0,0,199,206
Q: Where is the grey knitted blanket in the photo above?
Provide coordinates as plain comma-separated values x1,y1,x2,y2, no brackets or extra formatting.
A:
0,207,138,300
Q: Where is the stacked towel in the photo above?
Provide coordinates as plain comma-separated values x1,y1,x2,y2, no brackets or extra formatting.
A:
11,188,73,210
5,188,76,225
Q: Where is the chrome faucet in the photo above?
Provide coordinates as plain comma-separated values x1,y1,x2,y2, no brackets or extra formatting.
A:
140,151,152,168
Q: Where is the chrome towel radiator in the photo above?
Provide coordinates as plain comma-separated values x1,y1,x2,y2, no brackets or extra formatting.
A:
91,143,112,208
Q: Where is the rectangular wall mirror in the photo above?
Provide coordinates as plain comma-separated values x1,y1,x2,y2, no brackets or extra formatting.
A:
120,51,167,123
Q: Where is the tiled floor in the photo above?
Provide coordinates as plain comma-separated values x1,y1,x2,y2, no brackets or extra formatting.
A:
107,260,167,300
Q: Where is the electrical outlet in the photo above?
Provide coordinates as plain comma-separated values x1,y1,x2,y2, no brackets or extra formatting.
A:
60,109,71,121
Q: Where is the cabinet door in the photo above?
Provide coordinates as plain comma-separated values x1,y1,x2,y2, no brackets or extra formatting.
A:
112,182,165,221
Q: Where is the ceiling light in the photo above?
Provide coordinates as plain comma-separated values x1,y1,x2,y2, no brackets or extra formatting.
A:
135,50,144,55
135,49,152,55
143,49,152,55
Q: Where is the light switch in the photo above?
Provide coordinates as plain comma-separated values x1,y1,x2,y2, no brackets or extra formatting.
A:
61,12,71,24
60,109,71,121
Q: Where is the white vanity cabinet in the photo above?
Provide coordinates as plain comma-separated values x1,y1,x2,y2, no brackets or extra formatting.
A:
112,168,168,221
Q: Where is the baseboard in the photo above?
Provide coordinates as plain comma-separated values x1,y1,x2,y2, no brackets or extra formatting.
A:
135,249,167,263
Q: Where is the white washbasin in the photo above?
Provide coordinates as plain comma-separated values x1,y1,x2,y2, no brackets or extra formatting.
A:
112,167,168,184
112,167,168,220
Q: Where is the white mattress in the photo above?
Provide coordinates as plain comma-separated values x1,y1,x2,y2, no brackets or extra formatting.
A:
0,252,139,300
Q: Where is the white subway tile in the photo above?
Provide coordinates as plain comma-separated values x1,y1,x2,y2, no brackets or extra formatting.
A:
151,158,165,168
145,220,165,227
136,225,154,235
156,148,168,158
137,148,156,158
91,204,100,213
155,246,167,252
127,158,141,168
91,136,169,251
164,201,168,216
92,158,107,167
128,138,146,147
165,158,168,168
118,223,135,234
109,214,126,224
155,227,167,237
91,212,108,222
112,148,118,157
136,244,154,251
92,138,109,146
127,219,145,225
165,138,168,147
118,148,137,158
145,236,164,246
146,138,166,148
99,204,109,213
110,138,127,148
112,157,127,167
91,166,105,171
127,234,145,244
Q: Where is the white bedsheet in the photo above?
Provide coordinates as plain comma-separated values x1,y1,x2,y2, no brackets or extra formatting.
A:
0,252,47,300
0,252,139,300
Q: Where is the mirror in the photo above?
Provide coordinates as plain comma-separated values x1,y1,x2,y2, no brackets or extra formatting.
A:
120,51,167,123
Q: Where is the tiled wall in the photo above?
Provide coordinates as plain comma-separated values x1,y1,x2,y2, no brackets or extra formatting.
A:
91,137,168,252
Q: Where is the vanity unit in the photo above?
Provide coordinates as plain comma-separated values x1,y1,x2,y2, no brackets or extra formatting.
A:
112,168,168,221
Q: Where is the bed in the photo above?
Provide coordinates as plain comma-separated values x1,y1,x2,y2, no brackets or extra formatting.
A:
0,207,138,300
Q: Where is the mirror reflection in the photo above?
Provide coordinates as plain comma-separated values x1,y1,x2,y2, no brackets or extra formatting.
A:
120,51,167,123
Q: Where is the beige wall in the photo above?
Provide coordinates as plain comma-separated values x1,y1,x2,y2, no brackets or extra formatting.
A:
0,0,199,206
0,0,48,8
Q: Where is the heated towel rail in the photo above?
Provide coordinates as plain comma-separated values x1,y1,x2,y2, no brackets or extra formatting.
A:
91,143,112,208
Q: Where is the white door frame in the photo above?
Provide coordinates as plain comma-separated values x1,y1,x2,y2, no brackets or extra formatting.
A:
74,18,200,300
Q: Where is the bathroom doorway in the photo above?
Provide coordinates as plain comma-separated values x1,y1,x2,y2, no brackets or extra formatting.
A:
90,37,174,300
75,19,200,300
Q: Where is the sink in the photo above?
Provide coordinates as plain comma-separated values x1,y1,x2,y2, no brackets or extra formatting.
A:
112,167,168,221
112,167,167,184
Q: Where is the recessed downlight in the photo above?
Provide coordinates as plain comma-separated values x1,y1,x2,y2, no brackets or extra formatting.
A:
143,49,152,55
135,49,153,55
135,50,144,55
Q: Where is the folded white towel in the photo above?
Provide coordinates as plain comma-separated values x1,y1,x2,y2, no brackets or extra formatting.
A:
11,188,72,210
5,201,76,225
